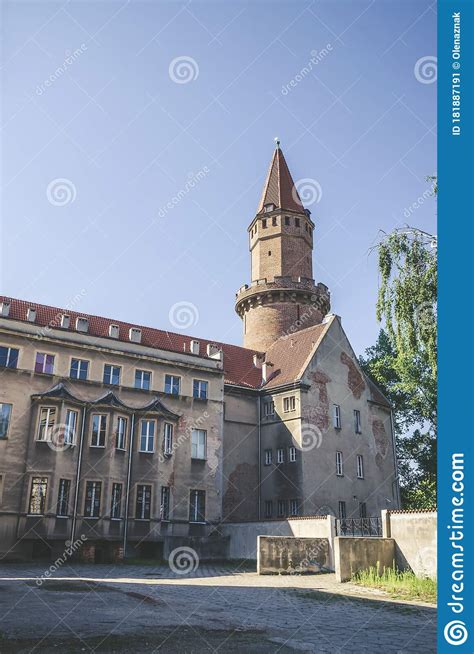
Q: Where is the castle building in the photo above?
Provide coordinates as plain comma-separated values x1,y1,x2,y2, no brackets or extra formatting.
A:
0,144,399,562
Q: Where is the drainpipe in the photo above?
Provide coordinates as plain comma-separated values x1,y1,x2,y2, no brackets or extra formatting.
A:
257,395,261,520
123,413,135,557
71,404,87,544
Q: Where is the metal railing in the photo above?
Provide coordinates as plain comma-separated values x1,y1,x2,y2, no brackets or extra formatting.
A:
336,517,382,537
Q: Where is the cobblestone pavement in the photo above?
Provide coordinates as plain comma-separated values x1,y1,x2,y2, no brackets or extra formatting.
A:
0,563,436,653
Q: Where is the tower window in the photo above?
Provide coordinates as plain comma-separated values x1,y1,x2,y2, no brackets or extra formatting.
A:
305,222,308,231
285,216,290,226
272,217,277,226
295,218,300,227
268,250,271,256
262,219,267,228
264,203,275,212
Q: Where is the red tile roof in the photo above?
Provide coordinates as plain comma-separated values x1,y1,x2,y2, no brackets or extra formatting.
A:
0,296,263,389
256,145,305,214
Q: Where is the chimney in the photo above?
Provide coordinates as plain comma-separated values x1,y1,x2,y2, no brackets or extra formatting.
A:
253,353,265,368
207,343,223,361
262,361,274,383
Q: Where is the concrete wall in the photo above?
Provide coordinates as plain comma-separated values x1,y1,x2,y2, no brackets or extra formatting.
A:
334,536,395,582
382,510,437,579
257,536,329,574
219,516,334,562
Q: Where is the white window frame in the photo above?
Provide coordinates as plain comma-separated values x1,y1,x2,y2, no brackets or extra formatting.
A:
191,429,207,460
164,374,181,395
333,404,341,429
338,500,347,520
64,409,78,445
264,449,272,466
70,357,89,380
35,352,55,375
28,476,48,515
264,500,273,518
277,448,285,464
193,379,208,400
277,499,287,518
288,446,297,463
264,401,275,417
163,422,173,456
139,419,155,453
136,484,152,520
135,369,151,390
189,489,205,523
0,345,19,368
357,454,364,479
37,406,57,442
103,364,121,386
354,409,362,434
110,482,122,519
84,480,101,518
336,450,344,476
116,416,127,450
91,414,107,448
160,486,171,520
289,499,299,516
56,478,71,517
283,396,296,413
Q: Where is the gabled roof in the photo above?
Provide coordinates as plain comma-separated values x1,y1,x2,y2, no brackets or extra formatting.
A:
0,296,263,389
256,143,305,214
31,382,81,403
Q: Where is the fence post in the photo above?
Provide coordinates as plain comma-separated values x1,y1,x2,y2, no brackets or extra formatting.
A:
381,509,391,537
326,515,336,570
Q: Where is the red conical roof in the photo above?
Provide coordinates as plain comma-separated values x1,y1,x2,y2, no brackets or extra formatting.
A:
256,143,304,213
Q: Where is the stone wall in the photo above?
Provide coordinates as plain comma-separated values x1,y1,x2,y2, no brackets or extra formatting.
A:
257,536,329,574
382,509,437,579
334,536,395,582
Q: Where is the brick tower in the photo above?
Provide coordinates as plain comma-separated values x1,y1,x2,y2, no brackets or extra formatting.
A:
235,141,330,352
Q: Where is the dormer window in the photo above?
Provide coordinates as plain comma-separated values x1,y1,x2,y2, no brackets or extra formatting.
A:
263,203,275,213
27,308,36,322
76,317,89,333
0,301,11,317
190,340,200,355
109,324,120,339
129,327,142,343
60,314,70,329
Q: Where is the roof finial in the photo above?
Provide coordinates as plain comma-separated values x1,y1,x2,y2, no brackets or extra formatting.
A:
274,137,280,149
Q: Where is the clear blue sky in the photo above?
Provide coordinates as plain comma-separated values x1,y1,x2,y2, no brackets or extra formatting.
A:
1,0,437,356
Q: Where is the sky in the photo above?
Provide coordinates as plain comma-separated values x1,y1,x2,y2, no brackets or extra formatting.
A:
0,0,437,357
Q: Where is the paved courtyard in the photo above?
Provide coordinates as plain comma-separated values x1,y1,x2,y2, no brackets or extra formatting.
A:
0,563,436,653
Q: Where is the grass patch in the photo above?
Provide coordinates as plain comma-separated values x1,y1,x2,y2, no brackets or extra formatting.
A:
352,566,437,603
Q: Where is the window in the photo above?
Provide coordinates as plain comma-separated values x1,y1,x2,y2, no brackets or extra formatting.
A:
103,364,121,386
285,216,290,226
28,477,48,514
189,489,205,523
56,479,71,517
140,419,155,452
272,216,277,226
76,317,89,332
0,346,19,369
111,483,122,519
193,379,208,399
277,500,287,518
336,451,344,476
338,500,346,519
164,374,181,395
116,416,127,450
84,481,101,518
64,409,78,445
163,422,173,456
359,502,367,518
289,499,299,516
160,486,170,520
264,401,275,417
0,403,13,439
283,396,296,413
277,448,285,464
354,409,361,433
264,500,273,518
70,358,89,380
268,250,271,256
135,369,151,390
262,218,267,228
91,414,107,447
35,352,54,375
333,404,341,429
37,407,57,441
264,449,272,466
356,454,364,479
191,429,207,459
136,485,151,519
289,446,297,463
295,217,300,227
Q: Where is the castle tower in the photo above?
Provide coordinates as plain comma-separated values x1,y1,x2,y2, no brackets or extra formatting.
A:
235,141,330,351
